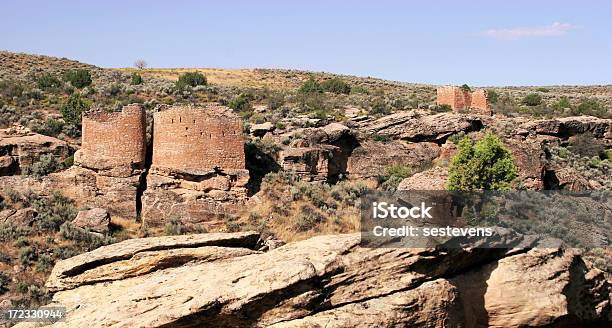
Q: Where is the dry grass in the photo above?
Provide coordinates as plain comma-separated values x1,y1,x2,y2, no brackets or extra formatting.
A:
229,172,372,242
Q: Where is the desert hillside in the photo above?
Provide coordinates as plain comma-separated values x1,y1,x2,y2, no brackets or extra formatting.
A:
0,51,610,327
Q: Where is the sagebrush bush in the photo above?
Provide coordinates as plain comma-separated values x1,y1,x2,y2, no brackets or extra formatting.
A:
0,79,25,98
164,217,186,236
35,254,54,273
228,94,253,113
569,133,606,158
62,69,92,88
59,222,113,249
447,133,518,190
23,154,61,178
0,221,31,242
294,204,325,232
33,191,78,231
19,246,37,265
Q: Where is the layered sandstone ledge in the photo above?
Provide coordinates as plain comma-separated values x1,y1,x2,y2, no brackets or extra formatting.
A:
14,232,611,328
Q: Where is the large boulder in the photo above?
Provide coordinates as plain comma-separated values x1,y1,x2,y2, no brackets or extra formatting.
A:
250,122,275,137
72,208,110,234
18,233,610,327
397,166,448,190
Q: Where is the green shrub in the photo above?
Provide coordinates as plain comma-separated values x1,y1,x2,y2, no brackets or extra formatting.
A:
36,73,62,90
59,222,112,249
351,85,370,94
370,97,390,115
19,246,37,265
575,99,606,117
16,282,29,294
379,164,412,191
62,123,81,138
522,93,542,106
460,84,471,92
321,78,351,94
62,69,92,88
447,133,518,190
176,72,207,89
35,254,54,273
34,118,64,137
551,97,571,111
23,154,61,178
4,188,22,203
60,93,91,125
536,87,550,93
0,221,31,242
294,205,325,232
486,89,499,104
299,78,323,94
448,131,467,144
0,80,24,98
53,246,77,260
130,72,143,85
62,155,74,168
228,94,253,112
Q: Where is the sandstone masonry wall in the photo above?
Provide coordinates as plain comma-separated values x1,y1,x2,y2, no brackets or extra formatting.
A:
470,89,490,115
436,86,490,115
80,104,147,170
152,106,246,174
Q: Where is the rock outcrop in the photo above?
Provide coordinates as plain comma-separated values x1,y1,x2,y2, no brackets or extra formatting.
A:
278,123,358,182
0,128,72,176
347,140,439,179
520,116,612,141
18,233,610,328
360,112,483,143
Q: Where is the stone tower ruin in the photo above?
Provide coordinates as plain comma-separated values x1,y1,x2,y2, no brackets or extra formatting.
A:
143,105,249,228
59,104,148,219
436,86,491,115
151,105,246,174
77,104,147,172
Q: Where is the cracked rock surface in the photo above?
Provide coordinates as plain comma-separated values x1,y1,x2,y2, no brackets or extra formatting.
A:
15,232,611,328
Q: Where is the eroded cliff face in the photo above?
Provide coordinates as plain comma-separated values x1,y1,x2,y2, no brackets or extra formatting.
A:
14,232,610,328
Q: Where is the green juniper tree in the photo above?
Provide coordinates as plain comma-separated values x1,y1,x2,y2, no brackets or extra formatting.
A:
447,133,517,190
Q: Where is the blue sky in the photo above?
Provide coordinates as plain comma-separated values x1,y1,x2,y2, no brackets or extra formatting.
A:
1,0,611,86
